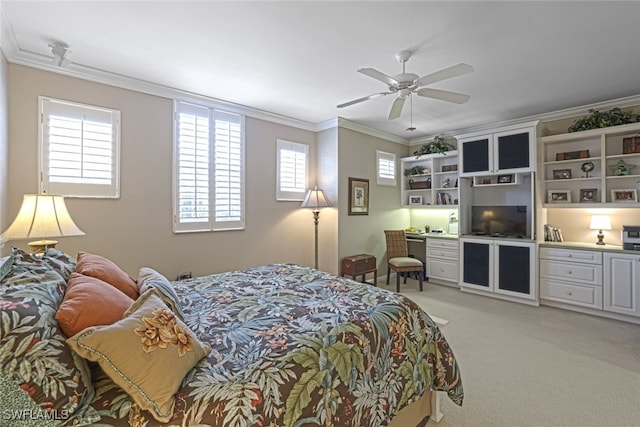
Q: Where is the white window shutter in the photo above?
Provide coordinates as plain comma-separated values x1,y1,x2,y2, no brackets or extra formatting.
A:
173,101,244,232
40,97,120,198
276,139,308,201
377,150,396,186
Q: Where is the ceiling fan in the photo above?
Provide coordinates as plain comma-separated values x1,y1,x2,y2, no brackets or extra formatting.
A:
337,50,473,120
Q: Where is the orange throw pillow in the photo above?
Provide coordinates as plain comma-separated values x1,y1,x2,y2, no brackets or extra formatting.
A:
56,272,135,337
76,252,138,299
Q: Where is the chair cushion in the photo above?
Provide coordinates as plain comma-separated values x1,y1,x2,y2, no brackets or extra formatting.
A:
389,257,423,268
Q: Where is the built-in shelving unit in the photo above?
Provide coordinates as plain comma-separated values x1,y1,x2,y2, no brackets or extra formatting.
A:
539,122,640,207
401,151,459,208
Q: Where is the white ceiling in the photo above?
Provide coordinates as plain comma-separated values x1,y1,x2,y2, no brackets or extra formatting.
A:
2,1,640,142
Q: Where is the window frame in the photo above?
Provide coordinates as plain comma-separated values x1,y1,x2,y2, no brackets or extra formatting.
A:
276,139,309,201
376,150,397,186
38,96,121,198
172,100,245,233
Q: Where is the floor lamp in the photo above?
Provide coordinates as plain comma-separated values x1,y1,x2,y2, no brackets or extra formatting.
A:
301,186,332,269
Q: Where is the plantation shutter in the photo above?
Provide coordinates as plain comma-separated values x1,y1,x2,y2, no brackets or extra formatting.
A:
377,150,396,186
40,97,120,198
276,139,308,201
212,110,244,228
174,101,244,232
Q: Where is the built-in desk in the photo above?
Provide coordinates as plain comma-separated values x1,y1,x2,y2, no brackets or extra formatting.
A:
406,233,459,286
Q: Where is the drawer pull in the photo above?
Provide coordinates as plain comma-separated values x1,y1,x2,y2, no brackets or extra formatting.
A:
567,270,572,274
567,291,572,296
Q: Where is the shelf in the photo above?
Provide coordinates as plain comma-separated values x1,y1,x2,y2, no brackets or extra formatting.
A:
540,123,640,208
401,151,459,208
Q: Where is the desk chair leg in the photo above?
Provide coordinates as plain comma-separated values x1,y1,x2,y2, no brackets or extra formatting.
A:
396,272,401,293
419,271,423,291
386,267,391,285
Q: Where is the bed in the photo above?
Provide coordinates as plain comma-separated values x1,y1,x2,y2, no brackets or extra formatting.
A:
0,248,463,426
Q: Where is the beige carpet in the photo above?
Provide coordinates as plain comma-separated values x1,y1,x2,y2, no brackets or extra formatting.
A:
384,278,640,427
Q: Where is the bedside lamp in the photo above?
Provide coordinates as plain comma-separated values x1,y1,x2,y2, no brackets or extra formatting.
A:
1,193,85,253
301,186,332,269
589,214,611,245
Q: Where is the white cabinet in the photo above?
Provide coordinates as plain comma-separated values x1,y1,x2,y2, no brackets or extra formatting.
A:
539,122,640,207
458,122,538,177
460,238,537,304
539,247,603,309
604,252,640,317
426,238,458,285
401,151,459,208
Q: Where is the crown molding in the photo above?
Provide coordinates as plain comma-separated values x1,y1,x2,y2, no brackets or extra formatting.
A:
335,117,409,145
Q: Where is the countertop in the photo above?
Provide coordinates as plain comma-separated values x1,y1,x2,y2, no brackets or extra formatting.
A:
405,232,458,240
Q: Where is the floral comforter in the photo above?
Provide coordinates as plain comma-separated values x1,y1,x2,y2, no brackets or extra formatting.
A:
86,264,463,426
0,256,462,426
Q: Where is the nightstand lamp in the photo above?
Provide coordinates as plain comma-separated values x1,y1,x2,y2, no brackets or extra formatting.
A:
589,214,611,246
1,193,85,253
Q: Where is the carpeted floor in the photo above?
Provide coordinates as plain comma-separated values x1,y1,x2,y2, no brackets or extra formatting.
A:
383,278,640,427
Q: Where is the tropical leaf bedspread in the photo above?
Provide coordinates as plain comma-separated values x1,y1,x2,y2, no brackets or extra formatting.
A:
90,263,463,426
0,257,463,427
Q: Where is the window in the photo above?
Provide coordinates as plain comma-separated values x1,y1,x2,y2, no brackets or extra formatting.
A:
276,139,308,201
39,97,121,198
173,101,244,232
377,150,396,186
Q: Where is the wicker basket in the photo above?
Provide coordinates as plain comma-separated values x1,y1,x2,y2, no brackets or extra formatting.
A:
409,179,431,189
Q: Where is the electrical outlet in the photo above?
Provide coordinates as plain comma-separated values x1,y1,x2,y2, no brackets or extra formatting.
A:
177,271,192,281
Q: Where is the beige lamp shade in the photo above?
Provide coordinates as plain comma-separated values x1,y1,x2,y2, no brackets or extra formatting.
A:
589,215,612,231
300,186,332,210
1,194,85,251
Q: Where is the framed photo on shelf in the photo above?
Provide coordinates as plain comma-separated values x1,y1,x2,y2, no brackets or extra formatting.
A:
408,195,423,206
552,169,572,180
441,164,458,172
611,189,637,203
348,177,369,215
497,174,512,183
548,190,571,204
579,188,597,202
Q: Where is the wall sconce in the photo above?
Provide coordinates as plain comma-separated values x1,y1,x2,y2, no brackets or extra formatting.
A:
1,193,85,253
589,214,611,245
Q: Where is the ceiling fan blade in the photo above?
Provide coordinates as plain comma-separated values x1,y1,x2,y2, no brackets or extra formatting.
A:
358,68,399,86
416,88,470,104
416,63,474,87
337,92,391,108
388,96,406,120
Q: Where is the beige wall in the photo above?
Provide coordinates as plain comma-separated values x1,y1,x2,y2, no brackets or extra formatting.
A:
6,64,326,279
337,127,409,275
0,52,6,243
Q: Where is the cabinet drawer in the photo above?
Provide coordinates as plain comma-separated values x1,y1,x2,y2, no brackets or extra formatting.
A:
539,260,602,286
539,247,602,264
427,238,458,250
540,279,603,309
427,258,458,282
427,248,458,260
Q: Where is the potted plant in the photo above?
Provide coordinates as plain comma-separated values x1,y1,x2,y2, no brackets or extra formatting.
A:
568,107,640,133
413,135,455,157
404,165,425,177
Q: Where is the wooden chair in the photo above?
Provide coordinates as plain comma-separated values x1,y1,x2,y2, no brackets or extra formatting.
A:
384,230,424,292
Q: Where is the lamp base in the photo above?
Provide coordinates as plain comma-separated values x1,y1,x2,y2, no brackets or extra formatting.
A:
28,239,58,253
595,230,605,245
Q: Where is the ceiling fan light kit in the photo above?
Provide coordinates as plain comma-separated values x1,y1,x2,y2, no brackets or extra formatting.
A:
337,50,473,120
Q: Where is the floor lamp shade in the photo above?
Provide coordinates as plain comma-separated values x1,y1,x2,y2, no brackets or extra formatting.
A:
1,194,85,251
301,186,332,269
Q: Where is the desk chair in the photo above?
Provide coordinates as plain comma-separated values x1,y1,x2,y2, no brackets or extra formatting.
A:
384,230,424,292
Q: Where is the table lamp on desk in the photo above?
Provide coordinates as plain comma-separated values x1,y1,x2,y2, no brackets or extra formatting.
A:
589,214,611,245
